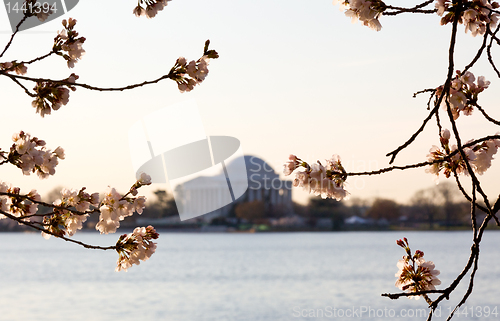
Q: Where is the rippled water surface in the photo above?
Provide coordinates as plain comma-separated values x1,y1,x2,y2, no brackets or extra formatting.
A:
1,231,500,321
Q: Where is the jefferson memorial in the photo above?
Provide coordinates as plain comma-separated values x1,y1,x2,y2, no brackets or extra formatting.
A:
174,155,293,221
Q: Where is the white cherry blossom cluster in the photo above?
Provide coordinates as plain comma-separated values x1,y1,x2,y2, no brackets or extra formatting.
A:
7,131,65,179
95,174,151,234
425,128,500,178
395,238,441,299
0,61,27,75
96,188,144,234
437,0,499,36
133,0,171,18
467,135,500,174
115,225,159,272
436,70,490,120
173,56,211,93
32,73,78,117
41,187,100,239
0,182,41,222
0,141,156,273
170,40,219,93
425,128,475,178
284,154,349,201
332,0,385,31
53,18,86,68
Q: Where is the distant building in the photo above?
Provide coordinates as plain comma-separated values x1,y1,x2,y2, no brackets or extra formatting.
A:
174,155,293,222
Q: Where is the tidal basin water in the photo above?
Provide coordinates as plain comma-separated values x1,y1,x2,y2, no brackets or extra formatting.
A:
1,231,500,321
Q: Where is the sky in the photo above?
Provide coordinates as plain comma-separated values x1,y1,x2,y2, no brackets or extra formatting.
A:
1,0,499,206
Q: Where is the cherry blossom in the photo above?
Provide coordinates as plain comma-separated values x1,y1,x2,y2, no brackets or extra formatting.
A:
95,187,147,234
65,213,89,237
115,226,159,272
0,182,9,215
138,172,152,185
173,55,215,93
11,62,27,75
133,0,172,19
40,187,100,239
53,146,65,160
284,154,349,200
395,258,441,297
31,73,79,117
436,70,490,120
95,205,120,235
283,154,299,176
0,183,41,222
437,0,499,36
7,131,64,178
0,62,13,72
134,196,147,214
395,238,441,299
130,173,153,196
36,11,51,22
53,19,86,68
133,5,145,17
469,136,500,174
425,128,500,178
333,0,385,31
0,60,28,75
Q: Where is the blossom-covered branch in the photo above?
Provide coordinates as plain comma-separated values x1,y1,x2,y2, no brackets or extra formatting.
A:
2,130,65,179
332,0,499,32
0,7,200,272
283,154,349,200
0,155,154,271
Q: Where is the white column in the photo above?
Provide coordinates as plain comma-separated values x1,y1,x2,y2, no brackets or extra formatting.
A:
270,189,276,204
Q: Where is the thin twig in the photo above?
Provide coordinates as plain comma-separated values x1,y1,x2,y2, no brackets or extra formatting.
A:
22,51,57,65
385,105,439,164
384,0,437,15
474,103,500,126
0,15,28,58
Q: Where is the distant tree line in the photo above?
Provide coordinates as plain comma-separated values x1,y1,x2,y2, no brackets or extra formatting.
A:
225,182,489,230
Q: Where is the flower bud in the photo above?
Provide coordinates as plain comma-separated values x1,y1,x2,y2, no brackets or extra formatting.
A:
441,128,451,140
414,250,424,258
68,18,77,28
